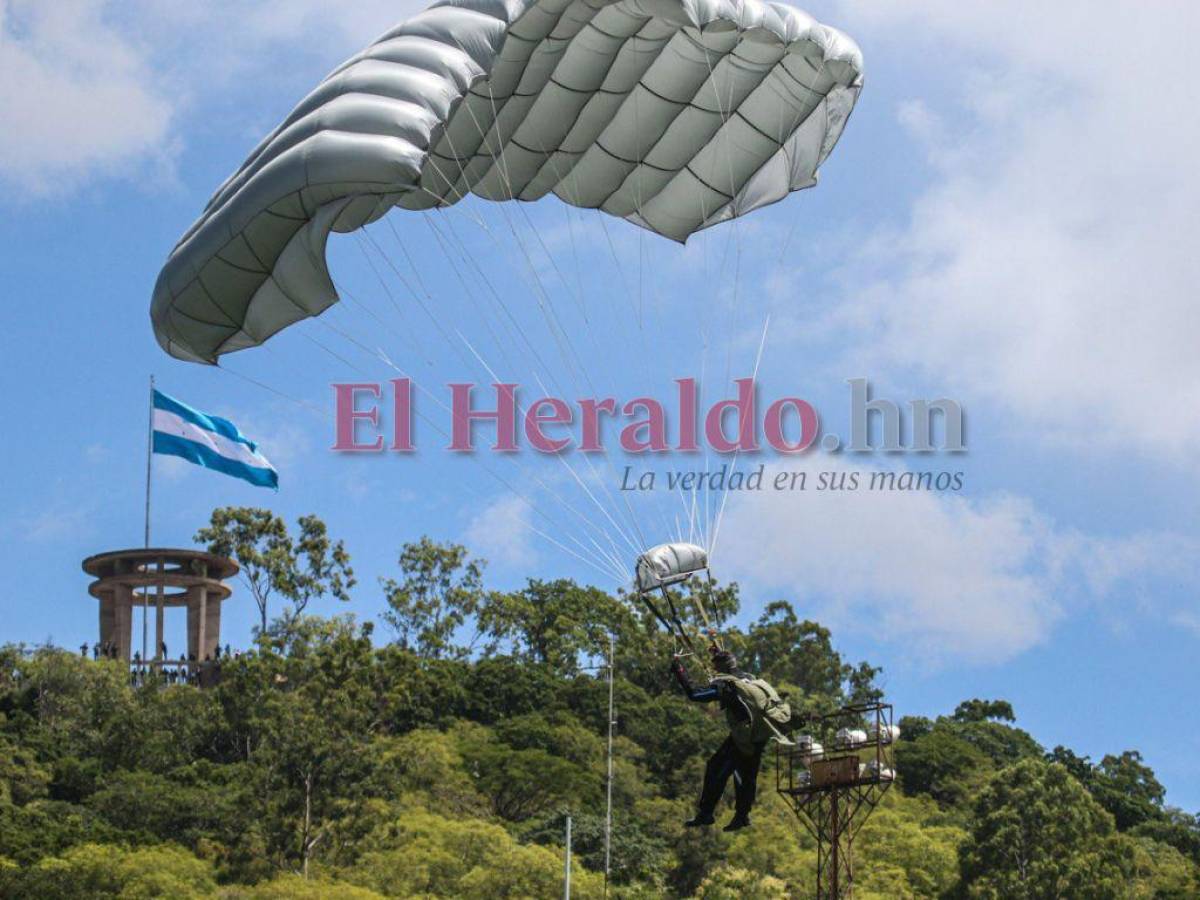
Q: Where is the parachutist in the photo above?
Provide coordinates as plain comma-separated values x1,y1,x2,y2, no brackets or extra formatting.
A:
672,647,794,831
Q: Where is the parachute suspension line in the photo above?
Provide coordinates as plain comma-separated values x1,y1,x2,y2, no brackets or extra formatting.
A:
449,82,667,554
300,329,363,373
709,313,770,558
219,362,564,566
420,128,633,501
420,192,653,558
406,211,524,379
721,225,746,394
401,180,648,560
455,84,599,407
563,196,587,322
347,240,432,365
525,518,629,584
699,36,756,548
415,207,566,398
695,219,738,549
657,585,707,661
311,311,631,584
537,149,663,466
514,199,589,326
333,278,432,369
701,32,749,398
457,332,644,560
531,368,665,567
625,40,698,548
315,299,634,579
419,190,657,562
216,363,326,418
704,50,835,550
541,148,649,394
522,100,652,403
540,169,659,536
356,225,481,376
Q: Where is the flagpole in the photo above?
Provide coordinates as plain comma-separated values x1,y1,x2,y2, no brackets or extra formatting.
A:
142,375,154,668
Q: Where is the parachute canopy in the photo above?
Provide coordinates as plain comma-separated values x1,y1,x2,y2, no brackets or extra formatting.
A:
151,0,863,364
635,541,708,593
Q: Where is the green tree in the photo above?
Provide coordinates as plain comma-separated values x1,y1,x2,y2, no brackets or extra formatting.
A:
741,601,880,707
1131,807,1200,865
456,722,594,822
856,793,965,897
896,728,992,809
251,618,379,877
523,809,671,888
0,842,218,899
957,758,1134,898
1091,751,1166,831
1048,746,1171,833
478,578,631,674
1127,834,1200,898
381,538,484,658
345,810,604,898
196,508,354,635
694,865,789,899
953,699,1016,723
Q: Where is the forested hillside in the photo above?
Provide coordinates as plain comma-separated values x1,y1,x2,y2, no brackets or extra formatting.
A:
1,527,1197,898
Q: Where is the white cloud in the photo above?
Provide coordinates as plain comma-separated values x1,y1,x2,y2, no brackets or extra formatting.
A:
222,411,311,473
155,453,193,484
1172,611,1200,640
464,494,538,571
815,0,1200,461
715,457,1197,666
83,442,109,464
7,496,95,543
0,0,176,194
0,0,428,199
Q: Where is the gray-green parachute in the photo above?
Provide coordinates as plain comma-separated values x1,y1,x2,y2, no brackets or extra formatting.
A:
151,0,863,364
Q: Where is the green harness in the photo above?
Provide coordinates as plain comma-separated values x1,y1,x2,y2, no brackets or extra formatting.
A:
711,674,794,750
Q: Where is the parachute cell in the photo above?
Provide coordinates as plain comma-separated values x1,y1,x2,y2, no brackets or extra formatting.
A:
151,0,863,363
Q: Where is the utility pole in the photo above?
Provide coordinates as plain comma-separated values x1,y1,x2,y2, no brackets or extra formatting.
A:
142,375,154,669
604,632,615,897
563,813,572,900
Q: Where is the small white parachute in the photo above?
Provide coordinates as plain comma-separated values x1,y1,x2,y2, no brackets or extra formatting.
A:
635,542,709,593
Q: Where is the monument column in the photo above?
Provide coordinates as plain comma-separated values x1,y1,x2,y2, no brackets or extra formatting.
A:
204,587,221,658
198,586,208,661
98,588,115,654
112,584,133,661
154,555,165,660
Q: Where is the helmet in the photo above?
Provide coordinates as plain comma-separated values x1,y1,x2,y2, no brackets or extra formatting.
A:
711,648,738,673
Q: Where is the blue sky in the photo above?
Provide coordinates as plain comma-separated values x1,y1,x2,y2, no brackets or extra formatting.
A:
2,1,1198,809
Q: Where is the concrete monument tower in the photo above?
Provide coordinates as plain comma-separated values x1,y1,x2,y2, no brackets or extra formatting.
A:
82,549,238,668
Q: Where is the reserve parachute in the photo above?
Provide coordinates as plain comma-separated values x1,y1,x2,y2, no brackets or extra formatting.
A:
150,0,863,364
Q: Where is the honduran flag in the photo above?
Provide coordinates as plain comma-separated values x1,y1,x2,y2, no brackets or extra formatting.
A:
152,390,278,489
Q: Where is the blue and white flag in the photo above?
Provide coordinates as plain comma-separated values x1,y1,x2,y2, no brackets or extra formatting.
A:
152,390,278,489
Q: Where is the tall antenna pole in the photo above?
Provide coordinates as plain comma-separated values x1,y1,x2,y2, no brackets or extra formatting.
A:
142,375,155,668
603,632,615,897
563,813,572,900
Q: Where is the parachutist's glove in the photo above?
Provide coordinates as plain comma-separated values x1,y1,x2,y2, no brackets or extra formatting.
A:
670,656,692,692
